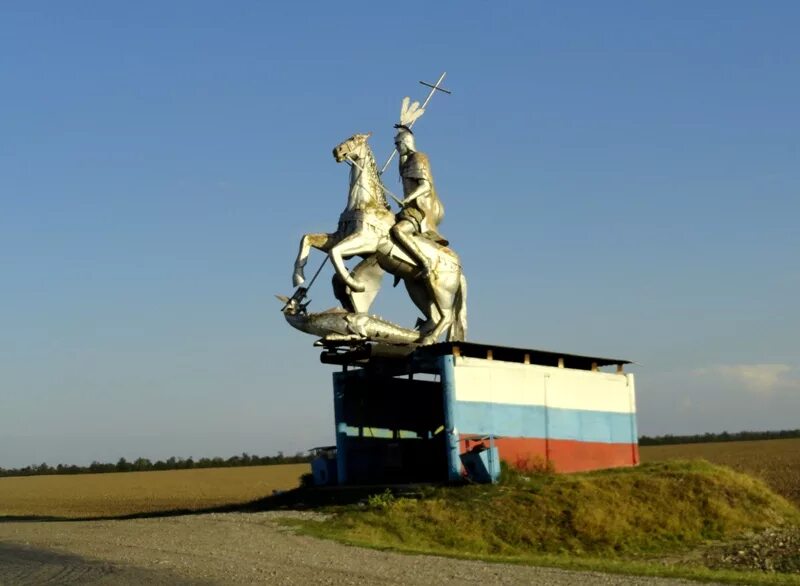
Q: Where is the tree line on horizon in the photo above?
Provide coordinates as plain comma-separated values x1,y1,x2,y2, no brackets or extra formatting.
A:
638,428,800,446
0,451,312,478
3,429,799,478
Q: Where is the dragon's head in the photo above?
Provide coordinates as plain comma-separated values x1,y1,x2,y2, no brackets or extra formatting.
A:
276,293,308,316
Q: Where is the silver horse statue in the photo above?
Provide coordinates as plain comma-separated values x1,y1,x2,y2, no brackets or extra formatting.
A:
292,132,466,345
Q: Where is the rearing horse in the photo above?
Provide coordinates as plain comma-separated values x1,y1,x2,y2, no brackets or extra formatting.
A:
292,133,467,344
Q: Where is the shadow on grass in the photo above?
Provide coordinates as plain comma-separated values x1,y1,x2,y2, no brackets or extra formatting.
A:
0,483,432,524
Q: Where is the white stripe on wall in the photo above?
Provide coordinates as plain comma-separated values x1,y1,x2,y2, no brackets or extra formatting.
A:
452,356,635,415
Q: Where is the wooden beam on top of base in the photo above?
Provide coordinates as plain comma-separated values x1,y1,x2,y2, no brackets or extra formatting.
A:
616,363,624,374
486,349,493,360
591,362,598,372
412,341,632,372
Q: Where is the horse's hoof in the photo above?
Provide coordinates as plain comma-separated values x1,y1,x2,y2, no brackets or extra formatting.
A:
418,335,437,346
293,273,305,288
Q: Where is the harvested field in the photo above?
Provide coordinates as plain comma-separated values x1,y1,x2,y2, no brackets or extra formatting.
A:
640,438,800,507
0,463,309,518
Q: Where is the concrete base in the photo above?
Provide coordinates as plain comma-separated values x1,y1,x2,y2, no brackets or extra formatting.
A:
329,341,638,485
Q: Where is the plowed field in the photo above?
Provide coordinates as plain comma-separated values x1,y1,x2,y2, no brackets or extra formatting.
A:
640,438,800,506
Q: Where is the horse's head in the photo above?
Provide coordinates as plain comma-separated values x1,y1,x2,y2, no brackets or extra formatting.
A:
333,132,372,163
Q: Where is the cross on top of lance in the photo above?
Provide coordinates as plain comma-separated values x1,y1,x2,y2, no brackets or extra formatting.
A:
419,78,452,96
380,72,452,175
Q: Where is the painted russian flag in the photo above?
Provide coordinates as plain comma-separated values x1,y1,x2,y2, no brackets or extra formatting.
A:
450,356,639,473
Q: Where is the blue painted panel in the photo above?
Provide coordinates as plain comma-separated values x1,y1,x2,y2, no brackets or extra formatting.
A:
439,354,462,482
628,409,639,446
549,409,619,443
453,401,546,438
453,401,636,445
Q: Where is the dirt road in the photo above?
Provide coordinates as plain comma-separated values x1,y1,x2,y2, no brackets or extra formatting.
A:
0,511,717,585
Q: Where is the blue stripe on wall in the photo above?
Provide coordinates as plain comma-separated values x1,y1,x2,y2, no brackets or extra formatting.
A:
454,401,637,444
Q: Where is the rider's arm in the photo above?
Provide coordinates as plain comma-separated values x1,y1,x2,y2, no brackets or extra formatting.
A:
401,179,431,207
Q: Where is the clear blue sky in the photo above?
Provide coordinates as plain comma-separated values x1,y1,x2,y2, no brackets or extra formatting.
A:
2,1,798,468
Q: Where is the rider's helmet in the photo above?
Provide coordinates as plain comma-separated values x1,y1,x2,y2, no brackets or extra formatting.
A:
393,124,416,153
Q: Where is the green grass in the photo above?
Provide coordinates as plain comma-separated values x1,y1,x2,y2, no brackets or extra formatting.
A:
288,460,800,585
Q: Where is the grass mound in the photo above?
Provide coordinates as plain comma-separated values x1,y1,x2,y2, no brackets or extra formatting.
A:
312,460,799,557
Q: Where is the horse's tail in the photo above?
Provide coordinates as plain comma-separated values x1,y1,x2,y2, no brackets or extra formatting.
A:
447,272,468,341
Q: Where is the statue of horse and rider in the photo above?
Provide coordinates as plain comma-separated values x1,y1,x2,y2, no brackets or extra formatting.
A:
285,97,467,346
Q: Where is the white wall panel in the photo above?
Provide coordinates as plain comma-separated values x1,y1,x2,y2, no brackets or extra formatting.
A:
452,356,635,415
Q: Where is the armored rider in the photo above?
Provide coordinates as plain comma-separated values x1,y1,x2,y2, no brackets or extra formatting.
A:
390,124,447,278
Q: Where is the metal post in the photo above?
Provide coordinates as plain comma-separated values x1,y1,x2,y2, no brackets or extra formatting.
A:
438,354,461,481
332,372,348,485
489,433,497,483
627,373,639,465
544,374,551,467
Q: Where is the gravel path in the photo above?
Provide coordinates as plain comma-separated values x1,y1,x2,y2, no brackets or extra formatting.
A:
0,542,199,585
0,512,719,585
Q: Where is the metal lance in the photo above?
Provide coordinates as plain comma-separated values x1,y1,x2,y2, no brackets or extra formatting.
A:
379,72,451,175
282,253,328,312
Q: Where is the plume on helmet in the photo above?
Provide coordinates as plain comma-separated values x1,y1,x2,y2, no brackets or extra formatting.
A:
398,96,425,128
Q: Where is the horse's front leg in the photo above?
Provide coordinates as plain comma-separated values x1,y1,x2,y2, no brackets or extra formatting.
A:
294,232,336,287
328,231,379,293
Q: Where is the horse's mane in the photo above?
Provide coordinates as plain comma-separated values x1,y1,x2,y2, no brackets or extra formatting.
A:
361,143,390,211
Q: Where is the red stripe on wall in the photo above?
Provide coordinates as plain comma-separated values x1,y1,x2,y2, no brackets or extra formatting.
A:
460,436,639,474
